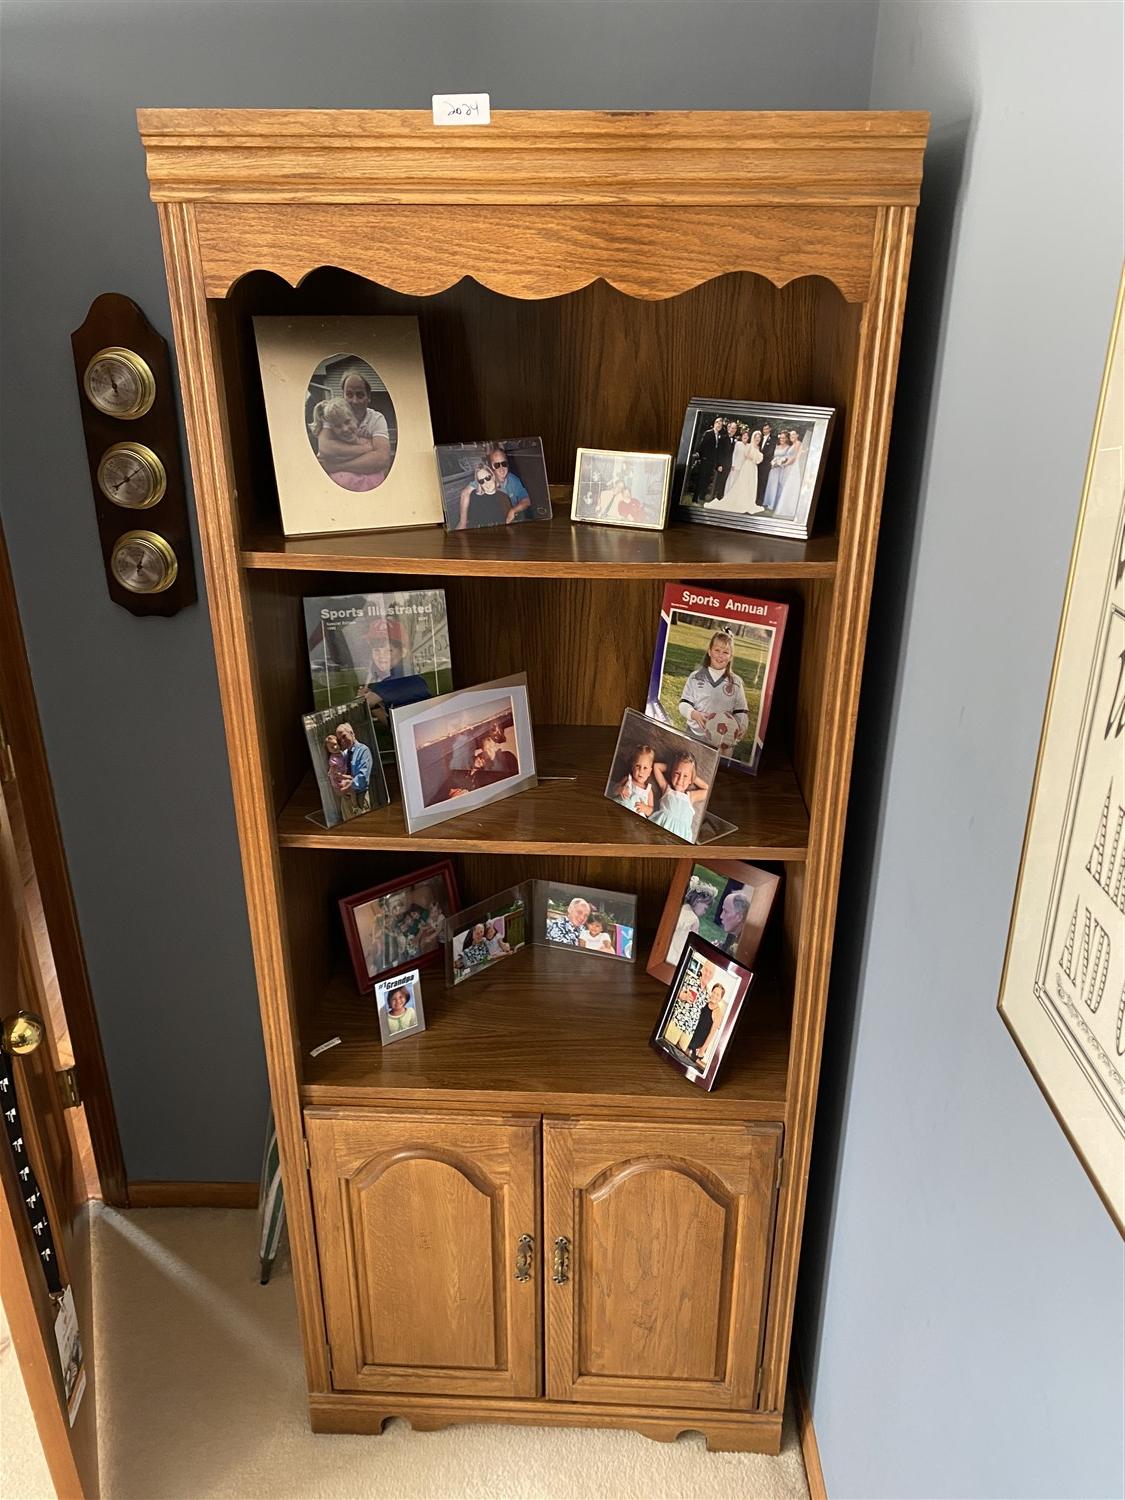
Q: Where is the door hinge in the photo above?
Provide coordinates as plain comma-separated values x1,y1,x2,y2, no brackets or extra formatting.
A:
303,1137,311,1171
755,1360,765,1402
775,1152,784,1193
56,1066,81,1109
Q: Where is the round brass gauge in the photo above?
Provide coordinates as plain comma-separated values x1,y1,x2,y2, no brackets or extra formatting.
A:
110,530,178,594
97,441,167,509
83,346,156,420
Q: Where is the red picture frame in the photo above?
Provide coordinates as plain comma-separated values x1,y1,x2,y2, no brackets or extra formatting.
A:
339,860,460,994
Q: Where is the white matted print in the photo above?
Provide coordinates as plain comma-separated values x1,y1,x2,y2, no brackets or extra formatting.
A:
570,448,672,530
374,970,426,1045
997,274,1125,1232
254,315,442,537
391,674,537,834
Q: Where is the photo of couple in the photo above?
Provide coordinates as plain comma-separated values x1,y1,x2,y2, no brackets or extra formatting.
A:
302,698,390,829
650,933,754,1092
570,448,672,531
541,882,637,962
435,437,551,531
413,695,521,810
648,857,780,985
674,399,835,540
305,355,396,493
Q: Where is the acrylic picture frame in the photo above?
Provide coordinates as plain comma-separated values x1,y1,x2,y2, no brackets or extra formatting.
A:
604,708,734,845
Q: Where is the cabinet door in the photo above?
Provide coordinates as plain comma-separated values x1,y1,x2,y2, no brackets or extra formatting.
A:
306,1109,540,1398
544,1118,781,1410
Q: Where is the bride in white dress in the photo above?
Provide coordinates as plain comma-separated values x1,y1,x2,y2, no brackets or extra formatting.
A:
706,429,763,514
771,429,807,522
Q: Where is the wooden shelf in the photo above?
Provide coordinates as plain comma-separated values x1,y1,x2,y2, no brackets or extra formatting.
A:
242,505,838,580
277,724,810,860
300,942,791,1122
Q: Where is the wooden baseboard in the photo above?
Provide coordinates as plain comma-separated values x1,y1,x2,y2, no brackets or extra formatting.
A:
793,1363,827,1500
127,1180,258,1209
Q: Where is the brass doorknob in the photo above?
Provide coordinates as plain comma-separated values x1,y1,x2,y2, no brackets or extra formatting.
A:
2,1010,45,1055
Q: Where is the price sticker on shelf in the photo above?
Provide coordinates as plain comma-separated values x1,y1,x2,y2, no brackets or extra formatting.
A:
432,93,491,126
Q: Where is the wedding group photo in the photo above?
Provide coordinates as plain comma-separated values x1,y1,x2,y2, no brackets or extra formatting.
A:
674,398,835,539
435,436,551,531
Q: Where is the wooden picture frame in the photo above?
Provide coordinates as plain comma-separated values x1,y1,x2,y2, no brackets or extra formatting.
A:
647,858,780,985
340,859,459,994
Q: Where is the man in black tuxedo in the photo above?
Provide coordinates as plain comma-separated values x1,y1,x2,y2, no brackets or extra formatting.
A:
713,419,740,499
692,416,734,504
756,422,777,508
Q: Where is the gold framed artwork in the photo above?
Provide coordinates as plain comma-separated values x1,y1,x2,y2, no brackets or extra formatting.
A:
254,315,442,537
997,271,1125,1234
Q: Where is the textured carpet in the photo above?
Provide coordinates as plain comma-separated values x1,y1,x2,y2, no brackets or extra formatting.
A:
87,1203,809,1500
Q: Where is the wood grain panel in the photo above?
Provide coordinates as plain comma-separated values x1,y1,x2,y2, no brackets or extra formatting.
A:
276,725,810,861
309,1389,784,1453
193,202,879,302
299,944,792,1122
306,1110,539,1397
544,1119,781,1409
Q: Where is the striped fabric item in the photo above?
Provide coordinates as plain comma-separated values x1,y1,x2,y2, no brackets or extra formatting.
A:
257,1114,287,1284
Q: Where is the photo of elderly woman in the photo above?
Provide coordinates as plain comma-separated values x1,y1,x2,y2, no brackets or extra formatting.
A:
449,890,528,986
435,438,551,531
305,355,397,492
374,970,426,1046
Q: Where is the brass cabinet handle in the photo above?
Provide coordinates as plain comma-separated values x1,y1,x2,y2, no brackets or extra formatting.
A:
552,1235,571,1285
514,1233,534,1283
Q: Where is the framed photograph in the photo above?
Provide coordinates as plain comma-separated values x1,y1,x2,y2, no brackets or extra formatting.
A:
340,860,460,994
673,398,836,540
254,315,443,537
645,584,789,775
647,859,780,986
570,448,672,530
604,708,726,845
304,589,452,761
374,970,426,1046
301,698,390,829
447,884,531,986
537,881,638,963
435,438,551,531
649,934,754,1092
391,674,537,835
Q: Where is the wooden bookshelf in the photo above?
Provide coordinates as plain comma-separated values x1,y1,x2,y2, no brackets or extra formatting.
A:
141,107,926,1453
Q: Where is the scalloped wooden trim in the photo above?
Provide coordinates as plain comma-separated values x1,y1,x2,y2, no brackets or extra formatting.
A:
195,202,876,302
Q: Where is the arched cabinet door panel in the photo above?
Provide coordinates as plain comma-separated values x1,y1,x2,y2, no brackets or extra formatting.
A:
306,1109,540,1398
544,1118,782,1410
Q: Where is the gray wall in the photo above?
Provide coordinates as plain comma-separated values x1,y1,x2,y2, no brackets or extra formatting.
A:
0,0,878,1182
798,4,1125,1498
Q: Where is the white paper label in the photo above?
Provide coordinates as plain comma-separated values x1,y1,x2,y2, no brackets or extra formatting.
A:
432,93,491,126
53,1285,86,1427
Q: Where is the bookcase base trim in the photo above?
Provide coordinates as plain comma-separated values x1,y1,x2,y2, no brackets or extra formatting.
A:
309,1392,784,1454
